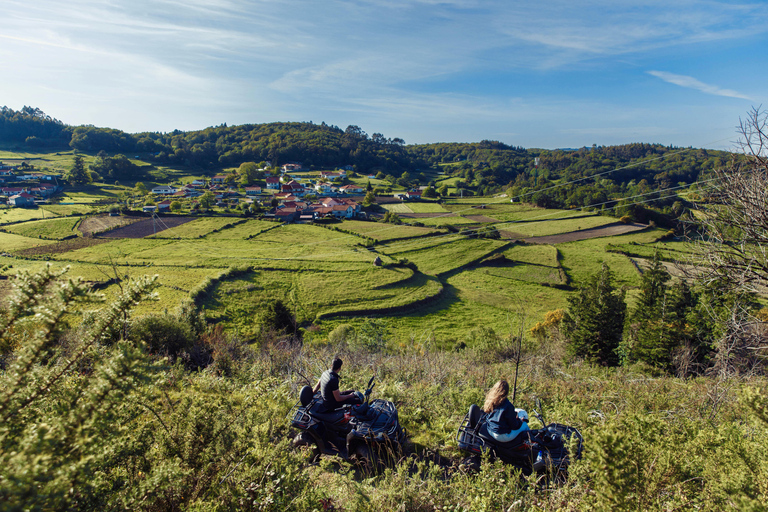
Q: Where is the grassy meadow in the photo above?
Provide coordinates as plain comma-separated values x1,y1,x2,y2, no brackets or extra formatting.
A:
0,177,684,346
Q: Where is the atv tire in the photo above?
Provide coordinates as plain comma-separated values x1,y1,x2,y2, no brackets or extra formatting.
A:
293,432,321,463
353,443,378,476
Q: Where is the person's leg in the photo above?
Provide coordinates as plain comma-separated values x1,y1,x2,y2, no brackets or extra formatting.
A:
489,424,530,443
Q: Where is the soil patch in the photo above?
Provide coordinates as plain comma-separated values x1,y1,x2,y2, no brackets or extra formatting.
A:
523,222,647,244
13,236,112,256
79,214,140,236
100,216,197,238
497,229,527,240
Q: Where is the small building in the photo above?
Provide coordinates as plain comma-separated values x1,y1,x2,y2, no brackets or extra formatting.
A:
405,189,422,200
142,205,157,213
281,180,305,196
339,184,364,194
151,185,177,195
157,200,172,212
9,192,35,207
245,186,262,196
266,176,281,189
211,175,228,185
282,163,304,173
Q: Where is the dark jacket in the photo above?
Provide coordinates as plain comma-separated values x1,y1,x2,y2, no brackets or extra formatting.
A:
319,370,340,411
486,398,522,436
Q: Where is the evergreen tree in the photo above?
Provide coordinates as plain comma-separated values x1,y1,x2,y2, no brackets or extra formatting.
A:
564,263,626,366
66,154,91,185
623,253,698,372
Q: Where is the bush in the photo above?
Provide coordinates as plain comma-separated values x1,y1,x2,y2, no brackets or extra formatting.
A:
129,313,196,357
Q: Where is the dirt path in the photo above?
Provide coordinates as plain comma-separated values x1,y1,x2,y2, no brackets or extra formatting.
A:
523,222,648,244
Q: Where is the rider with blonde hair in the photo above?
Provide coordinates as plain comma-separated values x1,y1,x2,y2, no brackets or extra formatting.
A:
483,380,529,442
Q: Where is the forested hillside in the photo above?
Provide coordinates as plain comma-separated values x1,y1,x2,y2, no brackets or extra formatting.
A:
1,106,735,223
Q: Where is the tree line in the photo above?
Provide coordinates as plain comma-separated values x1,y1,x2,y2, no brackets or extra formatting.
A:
3,105,738,226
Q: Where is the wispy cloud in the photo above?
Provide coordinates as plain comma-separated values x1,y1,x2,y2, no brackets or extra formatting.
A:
648,71,753,101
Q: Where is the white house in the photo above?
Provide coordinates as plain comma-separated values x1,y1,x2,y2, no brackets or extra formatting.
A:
151,185,177,195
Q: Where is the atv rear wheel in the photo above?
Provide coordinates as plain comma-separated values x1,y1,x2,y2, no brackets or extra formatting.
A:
353,443,377,476
293,432,320,463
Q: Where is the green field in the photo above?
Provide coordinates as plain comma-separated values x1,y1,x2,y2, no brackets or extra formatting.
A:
406,202,451,213
4,217,80,239
340,221,443,241
381,203,414,213
0,189,675,344
147,217,243,239
41,204,93,216
0,232,58,252
0,207,50,224
498,215,616,237
413,215,478,227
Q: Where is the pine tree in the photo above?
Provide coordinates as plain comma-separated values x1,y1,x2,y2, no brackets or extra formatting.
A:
564,263,626,366
66,154,91,185
623,253,697,371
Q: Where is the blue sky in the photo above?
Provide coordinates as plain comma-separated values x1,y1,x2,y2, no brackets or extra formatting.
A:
3,0,767,149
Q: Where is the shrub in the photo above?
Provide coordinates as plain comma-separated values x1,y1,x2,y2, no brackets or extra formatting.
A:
129,313,196,357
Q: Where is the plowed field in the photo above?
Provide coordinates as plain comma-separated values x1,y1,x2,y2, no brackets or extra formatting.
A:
100,216,197,238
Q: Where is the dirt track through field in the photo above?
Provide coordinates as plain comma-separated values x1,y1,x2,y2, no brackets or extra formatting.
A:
522,222,647,244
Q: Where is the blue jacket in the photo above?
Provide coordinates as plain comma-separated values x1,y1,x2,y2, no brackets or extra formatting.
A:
486,399,522,436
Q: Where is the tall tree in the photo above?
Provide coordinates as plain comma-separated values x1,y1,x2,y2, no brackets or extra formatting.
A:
623,254,684,370
238,162,260,186
66,155,91,185
564,263,626,366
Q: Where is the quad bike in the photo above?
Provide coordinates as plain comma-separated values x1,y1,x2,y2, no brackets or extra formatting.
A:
288,376,406,470
456,398,583,478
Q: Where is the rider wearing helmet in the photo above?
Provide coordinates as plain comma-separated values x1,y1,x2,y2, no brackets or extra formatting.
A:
313,358,361,412
483,380,530,442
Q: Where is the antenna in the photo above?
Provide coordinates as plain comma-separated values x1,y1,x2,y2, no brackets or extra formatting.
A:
510,309,526,405
511,330,522,404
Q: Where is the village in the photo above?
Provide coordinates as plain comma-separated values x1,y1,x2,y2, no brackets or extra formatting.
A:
0,163,64,207
0,159,429,223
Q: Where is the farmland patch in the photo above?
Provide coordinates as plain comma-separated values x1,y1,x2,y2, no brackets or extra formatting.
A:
340,220,443,241
4,217,80,240
101,216,197,238
0,232,58,253
78,215,138,236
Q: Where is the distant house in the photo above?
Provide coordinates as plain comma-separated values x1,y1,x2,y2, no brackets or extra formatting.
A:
281,180,305,196
405,189,422,200
142,205,157,213
157,199,172,212
211,175,228,185
9,192,35,207
282,163,304,173
190,179,206,188
339,184,364,194
1,187,25,197
265,176,281,189
274,193,299,203
314,182,336,195
245,186,262,196
28,185,57,197
151,185,176,195
320,171,343,181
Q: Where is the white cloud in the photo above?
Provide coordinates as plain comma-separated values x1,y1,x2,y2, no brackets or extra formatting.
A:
648,71,754,101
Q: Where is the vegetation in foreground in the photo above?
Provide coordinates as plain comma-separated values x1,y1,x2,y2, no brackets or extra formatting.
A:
0,264,767,511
